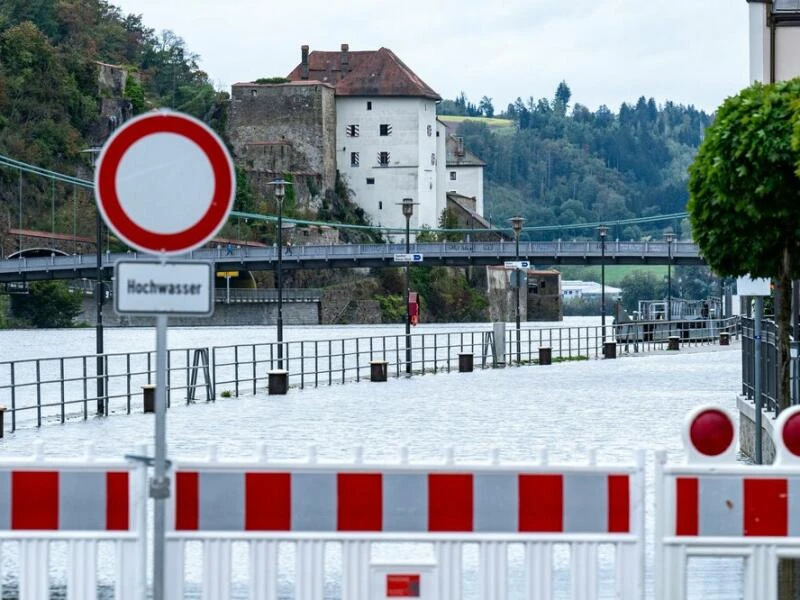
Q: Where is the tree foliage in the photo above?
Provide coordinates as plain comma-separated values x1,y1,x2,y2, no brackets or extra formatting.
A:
688,78,800,410
15,281,83,327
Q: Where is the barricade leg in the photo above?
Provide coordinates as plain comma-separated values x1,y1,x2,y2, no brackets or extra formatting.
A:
479,541,508,600
746,545,777,600
570,542,598,600
68,539,97,600
203,539,232,600
615,543,641,600
659,545,686,600
435,541,462,599
342,540,370,600
20,539,49,600
165,540,185,600
249,540,279,600
525,542,553,599
115,540,141,600
296,540,325,600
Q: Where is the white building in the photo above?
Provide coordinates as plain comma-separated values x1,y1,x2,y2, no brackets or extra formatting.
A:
749,0,800,82
561,280,622,302
287,44,485,236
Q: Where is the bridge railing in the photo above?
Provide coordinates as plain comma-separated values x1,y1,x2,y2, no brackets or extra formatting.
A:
0,318,739,434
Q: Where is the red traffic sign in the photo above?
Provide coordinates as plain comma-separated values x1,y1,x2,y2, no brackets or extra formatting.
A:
94,111,235,255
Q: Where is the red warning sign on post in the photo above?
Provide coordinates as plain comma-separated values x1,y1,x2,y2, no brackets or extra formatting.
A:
386,574,420,597
94,111,235,255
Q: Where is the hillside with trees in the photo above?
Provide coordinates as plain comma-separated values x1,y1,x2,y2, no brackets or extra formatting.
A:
441,85,712,241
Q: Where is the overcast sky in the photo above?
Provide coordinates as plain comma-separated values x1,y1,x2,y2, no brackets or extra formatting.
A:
113,0,750,115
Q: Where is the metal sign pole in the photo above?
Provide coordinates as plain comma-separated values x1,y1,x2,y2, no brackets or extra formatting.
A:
151,313,169,599
754,296,764,465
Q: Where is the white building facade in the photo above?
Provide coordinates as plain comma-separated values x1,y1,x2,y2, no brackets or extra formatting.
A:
749,0,800,82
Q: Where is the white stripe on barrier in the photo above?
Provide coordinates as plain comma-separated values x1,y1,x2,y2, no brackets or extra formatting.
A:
203,539,231,600
249,540,279,600
296,539,325,600
342,540,370,600
435,540,462,598
67,539,97,600
165,539,185,600
526,541,553,599
20,539,48,600
479,540,508,600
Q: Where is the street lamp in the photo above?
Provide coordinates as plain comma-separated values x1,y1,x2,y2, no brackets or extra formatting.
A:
598,225,609,340
510,216,525,364
664,232,675,324
398,198,417,375
268,179,291,370
82,146,105,416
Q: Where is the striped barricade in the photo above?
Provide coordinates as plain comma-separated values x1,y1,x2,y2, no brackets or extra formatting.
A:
0,442,147,600
165,445,645,600
656,405,800,600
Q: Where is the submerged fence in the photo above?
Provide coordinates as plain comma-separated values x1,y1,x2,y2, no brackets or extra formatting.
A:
0,317,740,434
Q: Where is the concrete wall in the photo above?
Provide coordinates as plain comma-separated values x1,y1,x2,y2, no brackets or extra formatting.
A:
227,82,337,208
444,166,484,216
738,395,777,464
78,298,319,327
749,3,800,83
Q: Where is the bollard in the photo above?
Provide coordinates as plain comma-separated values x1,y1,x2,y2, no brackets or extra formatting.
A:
458,352,474,373
370,360,388,382
142,385,155,413
268,369,289,395
539,347,552,366
720,332,730,346
603,341,617,359
668,336,680,351
0,405,5,438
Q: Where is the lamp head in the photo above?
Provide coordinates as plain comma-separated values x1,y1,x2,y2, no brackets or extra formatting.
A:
398,197,416,218
597,225,608,239
268,178,292,202
509,215,525,236
664,231,675,243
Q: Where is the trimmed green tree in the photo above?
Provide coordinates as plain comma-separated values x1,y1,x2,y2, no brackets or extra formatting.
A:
688,78,800,412
16,281,83,328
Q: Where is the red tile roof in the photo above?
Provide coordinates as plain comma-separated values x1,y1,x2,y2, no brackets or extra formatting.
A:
287,46,440,101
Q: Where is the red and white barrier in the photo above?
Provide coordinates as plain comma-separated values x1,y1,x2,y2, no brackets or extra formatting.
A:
656,405,800,600
165,445,645,600
0,442,147,600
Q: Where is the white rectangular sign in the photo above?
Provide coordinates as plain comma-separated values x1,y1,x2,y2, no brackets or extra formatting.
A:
115,260,214,316
394,253,424,263
736,276,771,297
504,260,530,269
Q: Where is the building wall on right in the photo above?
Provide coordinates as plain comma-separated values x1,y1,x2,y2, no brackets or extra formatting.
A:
749,1,800,83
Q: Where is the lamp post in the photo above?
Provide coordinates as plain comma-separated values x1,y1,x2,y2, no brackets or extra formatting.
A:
598,225,608,340
82,146,105,416
268,179,291,370
510,216,525,364
664,232,675,325
399,198,416,375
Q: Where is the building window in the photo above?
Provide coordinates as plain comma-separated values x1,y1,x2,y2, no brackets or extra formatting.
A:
431,153,436,166
379,124,392,136
449,171,457,181
427,125,432,136
366,178,375,184
250,89,258,97
379,201,383,210
346,124,359,137
350,152,359,167
378,151,390,166
367,101,372,110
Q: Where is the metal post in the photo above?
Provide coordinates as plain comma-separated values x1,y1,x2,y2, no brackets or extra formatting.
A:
268,179,291,371
151,314,169,599
511,216,525,364
664,232,675,331
96,210,105,415
598,225,608,342
405,211,411,375
754,296,764,465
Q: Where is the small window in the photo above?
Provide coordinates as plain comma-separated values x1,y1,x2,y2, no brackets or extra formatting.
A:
366,178,375,185
350,152,359,167
427,125,432,136
431,153,436,166
379,124,392,136
346,124,359,137
378,151,390,166
540,280,547,290
379,201,383,210
250,89,258,97
367,101,372,110
449,171,457,181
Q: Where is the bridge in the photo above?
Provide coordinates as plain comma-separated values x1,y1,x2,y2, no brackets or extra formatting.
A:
0,239,704,283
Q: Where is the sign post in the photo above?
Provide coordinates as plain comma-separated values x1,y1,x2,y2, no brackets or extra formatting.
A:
93,111,234,600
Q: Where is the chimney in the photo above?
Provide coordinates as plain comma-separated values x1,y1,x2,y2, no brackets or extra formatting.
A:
340,43,349,72
456,136,465,157
301,45,309,80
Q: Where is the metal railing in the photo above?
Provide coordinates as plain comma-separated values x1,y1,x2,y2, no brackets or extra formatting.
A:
613,316,740,353
740,317,799,414
0,318,740,434
213,288,322,303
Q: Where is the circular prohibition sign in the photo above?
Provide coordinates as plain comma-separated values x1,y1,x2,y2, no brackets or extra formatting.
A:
94,110,235,255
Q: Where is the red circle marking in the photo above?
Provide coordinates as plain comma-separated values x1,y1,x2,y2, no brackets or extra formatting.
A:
96,113,233,253
689,409,734,456
782,413,800,457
